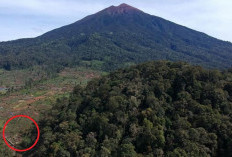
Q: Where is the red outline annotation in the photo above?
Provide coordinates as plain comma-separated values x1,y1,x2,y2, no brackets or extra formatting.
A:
2,115,40,152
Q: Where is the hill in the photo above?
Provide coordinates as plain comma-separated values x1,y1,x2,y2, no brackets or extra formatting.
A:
24,61,232,157
0,4,232,71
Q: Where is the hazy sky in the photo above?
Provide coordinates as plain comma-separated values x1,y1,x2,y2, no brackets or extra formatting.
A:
0,0,231,42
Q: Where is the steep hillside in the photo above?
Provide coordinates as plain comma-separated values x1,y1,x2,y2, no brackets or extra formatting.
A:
0,4,232,71
24,61,232,157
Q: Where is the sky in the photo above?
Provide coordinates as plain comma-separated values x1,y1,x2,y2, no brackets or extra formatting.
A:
0,0,231,42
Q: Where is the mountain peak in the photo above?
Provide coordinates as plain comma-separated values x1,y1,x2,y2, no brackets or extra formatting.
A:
118,3,136,8
104,3,142,15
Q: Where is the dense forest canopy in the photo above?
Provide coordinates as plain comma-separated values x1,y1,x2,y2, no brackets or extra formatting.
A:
1,4,232,71
24,61,232,157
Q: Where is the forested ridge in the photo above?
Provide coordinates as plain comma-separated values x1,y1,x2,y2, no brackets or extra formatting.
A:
23,61,232,157
1,4,232,71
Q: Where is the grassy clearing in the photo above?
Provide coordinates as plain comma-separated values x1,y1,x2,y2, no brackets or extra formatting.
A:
0,66,105,155
0,66,104,129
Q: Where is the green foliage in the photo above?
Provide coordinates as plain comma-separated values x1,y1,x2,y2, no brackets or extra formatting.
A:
25,61,232,156
0,140,13,157
118,143,137,157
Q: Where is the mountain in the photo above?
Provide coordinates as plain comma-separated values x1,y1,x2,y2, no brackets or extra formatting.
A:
24,61,232,156
0,3,232,71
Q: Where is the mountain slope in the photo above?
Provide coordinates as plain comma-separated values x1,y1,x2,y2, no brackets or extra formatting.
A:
0,4,232,70
24,61,232,157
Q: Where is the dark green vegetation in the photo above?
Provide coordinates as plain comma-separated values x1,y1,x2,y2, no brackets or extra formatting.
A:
0,67,103,156
24,61,232,157
1,4,232,71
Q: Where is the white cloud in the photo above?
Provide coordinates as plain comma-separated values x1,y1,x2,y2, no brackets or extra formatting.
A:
134,0,232,42
0,0,106,16
0,0,231,42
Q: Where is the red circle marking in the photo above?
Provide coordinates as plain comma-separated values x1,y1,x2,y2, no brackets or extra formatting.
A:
2,115,40,152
